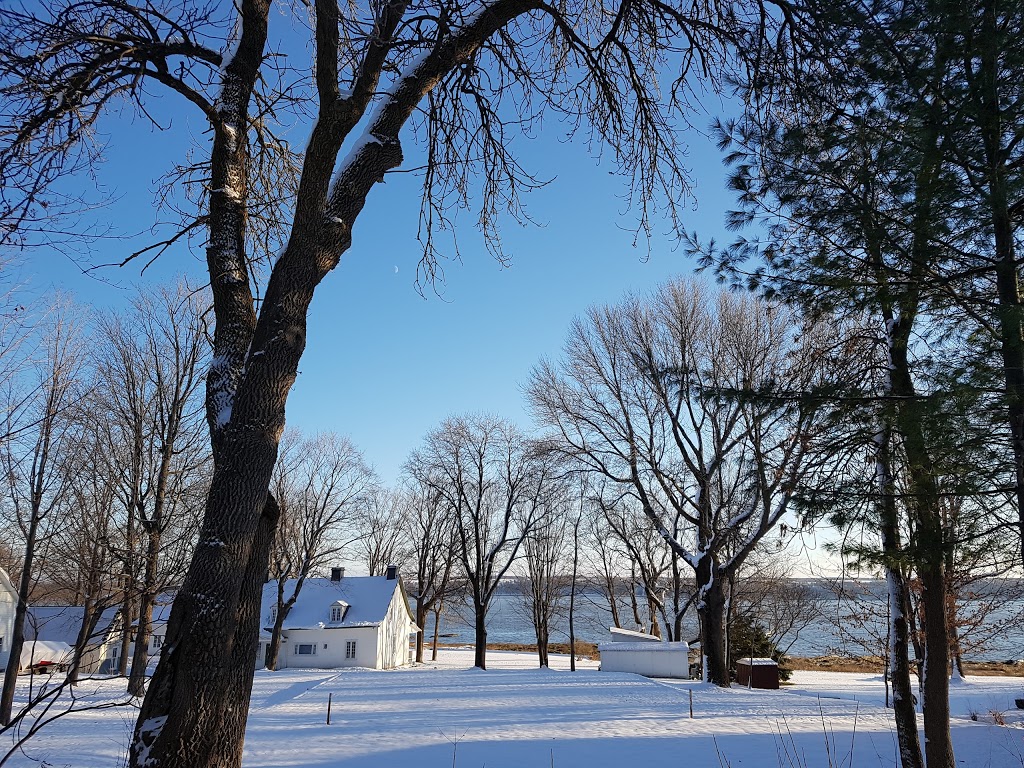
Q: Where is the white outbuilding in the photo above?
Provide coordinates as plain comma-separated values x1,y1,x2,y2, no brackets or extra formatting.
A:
600,626,690,679
259,567,419,670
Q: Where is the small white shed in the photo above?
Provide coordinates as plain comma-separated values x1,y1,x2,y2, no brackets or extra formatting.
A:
599,641,690,679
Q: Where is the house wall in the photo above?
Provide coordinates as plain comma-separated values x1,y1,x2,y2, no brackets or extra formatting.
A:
0,573,16,671
376,587,416,669
278,627,378,669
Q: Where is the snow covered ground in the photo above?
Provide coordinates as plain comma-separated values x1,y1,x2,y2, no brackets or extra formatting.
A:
3,648,1022,767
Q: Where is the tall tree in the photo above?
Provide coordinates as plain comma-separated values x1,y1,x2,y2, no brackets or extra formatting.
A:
0,0,776,761
530,279,841,685
392,478,457,663
110,286,211,696
0,306,84,725
411,415,547,669
264,430,373,670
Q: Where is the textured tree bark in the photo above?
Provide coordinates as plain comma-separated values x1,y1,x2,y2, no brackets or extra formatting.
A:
698,567,729,686
130,491,279,768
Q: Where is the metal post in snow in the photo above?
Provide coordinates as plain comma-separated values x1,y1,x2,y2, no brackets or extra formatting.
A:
689,689,693,718
327,692,332,725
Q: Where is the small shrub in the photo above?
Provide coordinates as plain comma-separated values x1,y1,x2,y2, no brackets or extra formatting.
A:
990,710,1007,726
729,614,791,681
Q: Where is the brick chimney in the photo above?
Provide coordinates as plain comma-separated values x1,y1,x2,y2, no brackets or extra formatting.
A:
385,564,397,580
330,567,345,582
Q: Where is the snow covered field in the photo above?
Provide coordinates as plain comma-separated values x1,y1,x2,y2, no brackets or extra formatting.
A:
3,649,1023,767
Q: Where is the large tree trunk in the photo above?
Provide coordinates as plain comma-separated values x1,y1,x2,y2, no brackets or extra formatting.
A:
128,528,162,696
473,600,487,669
128,475,280,767
698,565,729,686
919,553,954,768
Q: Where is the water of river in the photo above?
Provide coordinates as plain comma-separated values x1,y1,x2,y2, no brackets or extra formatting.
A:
422,584,1024,662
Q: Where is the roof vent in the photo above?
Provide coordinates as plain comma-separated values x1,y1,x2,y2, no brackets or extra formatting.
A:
385,564,397,580
330,567,345,582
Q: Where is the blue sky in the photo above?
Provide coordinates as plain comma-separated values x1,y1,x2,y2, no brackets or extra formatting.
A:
22,57,741,488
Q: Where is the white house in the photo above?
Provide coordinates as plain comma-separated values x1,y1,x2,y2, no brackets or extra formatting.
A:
0,568,17,671
25,604,122,674
260,567,419,670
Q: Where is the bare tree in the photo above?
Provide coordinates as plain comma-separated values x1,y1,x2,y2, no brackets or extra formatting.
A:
360,488,412,577
116,287,210,696
530,280,842,685
0,0,777,759
519,491,570,668
0,306,84,725
264,430,373,670
411,415,548,668
392,477,458,663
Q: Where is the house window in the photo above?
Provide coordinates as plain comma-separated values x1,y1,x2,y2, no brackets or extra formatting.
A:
345,640,356,659
270,606,277,623
294,643,316,655
152,635,163,649
330,606,343,622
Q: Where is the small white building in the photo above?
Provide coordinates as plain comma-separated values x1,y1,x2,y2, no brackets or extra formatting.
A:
0,568,17,671
600,625,690,679
260,567,419,670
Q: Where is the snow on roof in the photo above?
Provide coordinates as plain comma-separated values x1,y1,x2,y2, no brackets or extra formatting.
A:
20,639,73,668
262,576,406,630
736,657,778,666
27,605,120,646
598,641,689,652
608,627,662,643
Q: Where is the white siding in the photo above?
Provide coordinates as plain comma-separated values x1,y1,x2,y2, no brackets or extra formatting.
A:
376,584,417,669
0,572,18,671
281,628,378,669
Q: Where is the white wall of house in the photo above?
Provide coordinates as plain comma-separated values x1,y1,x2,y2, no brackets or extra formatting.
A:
280,627,378,669
0,570,16,671
377,585,417,669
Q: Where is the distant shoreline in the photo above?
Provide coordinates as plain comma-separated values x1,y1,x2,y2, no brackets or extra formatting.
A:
430,643,1024,677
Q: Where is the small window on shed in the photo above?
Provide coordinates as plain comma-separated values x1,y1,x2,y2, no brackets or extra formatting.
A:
294,643,316,655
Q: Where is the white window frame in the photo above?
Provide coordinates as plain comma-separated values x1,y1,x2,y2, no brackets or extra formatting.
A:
330,606,343,622
345,640,356,660
294,643,317,656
